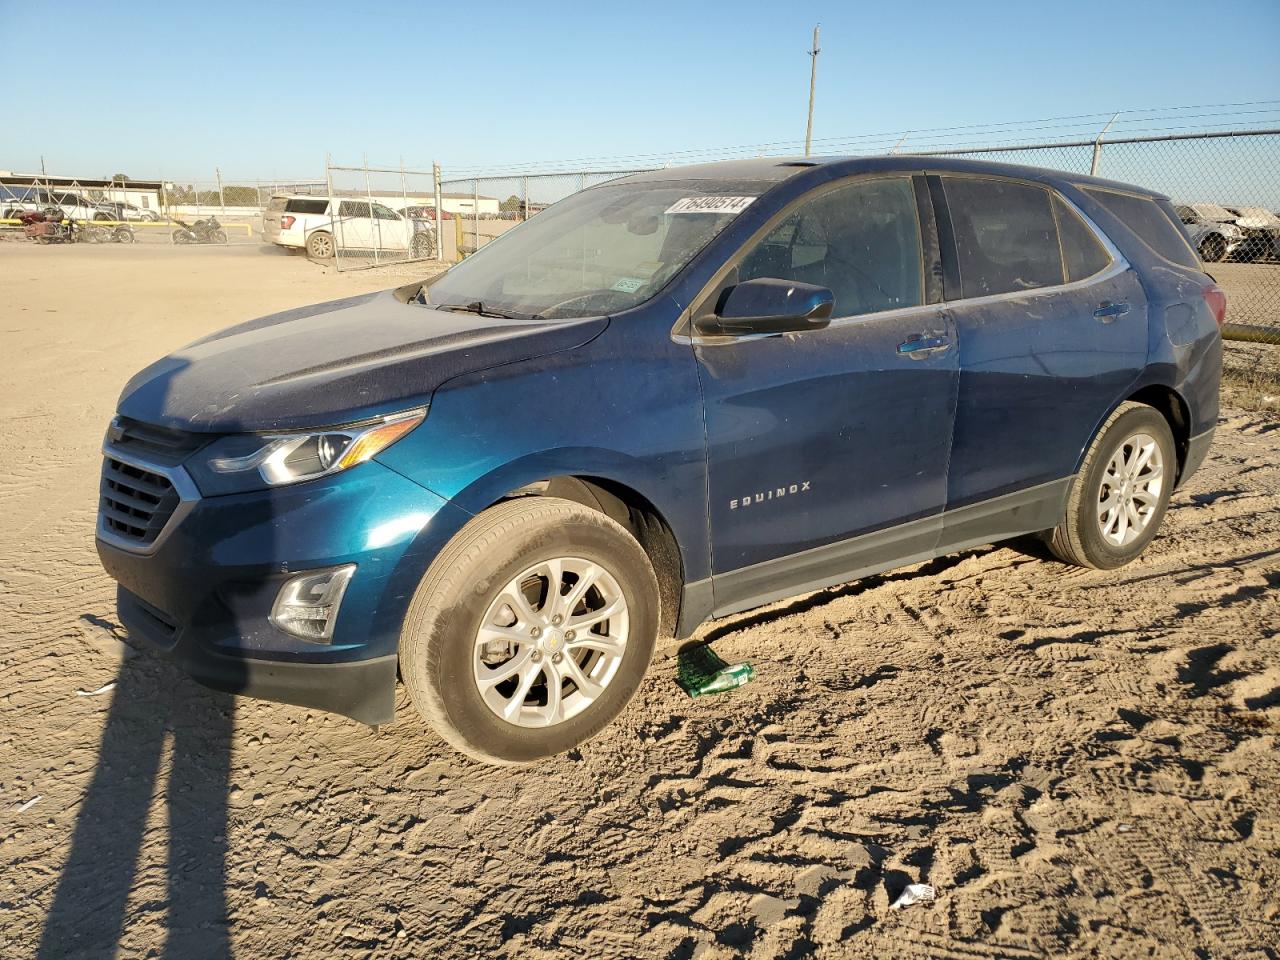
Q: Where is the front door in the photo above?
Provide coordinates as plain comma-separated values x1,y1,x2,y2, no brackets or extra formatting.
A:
694,175,959,614
934,174,1149,536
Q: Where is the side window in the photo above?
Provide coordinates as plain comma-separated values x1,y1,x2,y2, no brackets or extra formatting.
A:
1053,196,1112,282
338,200,372,219
942,177,1065,297
1083,189,1200,269
737,177,924,317
286,198,328,215
372,203,400,220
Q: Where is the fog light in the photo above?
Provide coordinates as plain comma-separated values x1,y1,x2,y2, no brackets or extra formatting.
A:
270,564,356,642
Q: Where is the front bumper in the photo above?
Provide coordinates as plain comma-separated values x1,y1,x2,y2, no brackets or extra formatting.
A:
97,456,471,724
116,586,399,723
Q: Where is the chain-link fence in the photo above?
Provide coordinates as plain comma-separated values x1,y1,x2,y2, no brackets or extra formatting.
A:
317,161,442,270
435,169,657,260
910,129,1280,343
432,129,1279,343
0,172,324,245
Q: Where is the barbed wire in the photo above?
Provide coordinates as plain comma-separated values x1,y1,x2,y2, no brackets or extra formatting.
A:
440,100,1280,178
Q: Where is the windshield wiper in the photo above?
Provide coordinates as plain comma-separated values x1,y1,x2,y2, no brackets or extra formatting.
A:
436,301,540,321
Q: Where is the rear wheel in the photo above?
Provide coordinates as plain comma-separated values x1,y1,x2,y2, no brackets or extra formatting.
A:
399,498,659,765
306,231,334,260
1198,234,1226,263
172,229,191,244
1047,402,1176,569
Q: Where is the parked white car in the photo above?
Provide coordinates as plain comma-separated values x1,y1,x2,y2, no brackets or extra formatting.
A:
1173,203,1245,263
263,194,435,259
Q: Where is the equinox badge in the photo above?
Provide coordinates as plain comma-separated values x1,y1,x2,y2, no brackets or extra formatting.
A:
730,481,811,510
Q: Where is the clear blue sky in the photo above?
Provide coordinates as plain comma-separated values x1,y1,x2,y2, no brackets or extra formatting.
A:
2,0,1278,182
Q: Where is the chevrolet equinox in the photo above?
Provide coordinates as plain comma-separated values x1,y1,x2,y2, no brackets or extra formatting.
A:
97,157,1223,763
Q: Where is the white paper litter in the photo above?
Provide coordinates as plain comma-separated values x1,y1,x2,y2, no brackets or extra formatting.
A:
890,883,936,909
16,795,42,814
75,682,117,697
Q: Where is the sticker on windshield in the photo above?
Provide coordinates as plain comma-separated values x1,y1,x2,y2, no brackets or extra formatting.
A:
665,196,756,215
611,277,646,293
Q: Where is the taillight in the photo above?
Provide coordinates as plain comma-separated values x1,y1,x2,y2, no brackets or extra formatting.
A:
280,215,295,229
1201,283,1227,327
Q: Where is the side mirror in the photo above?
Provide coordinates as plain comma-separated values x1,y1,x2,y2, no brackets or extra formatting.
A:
697,278,834,337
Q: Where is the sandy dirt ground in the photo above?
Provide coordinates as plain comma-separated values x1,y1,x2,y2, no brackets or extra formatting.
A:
1,244,1278,959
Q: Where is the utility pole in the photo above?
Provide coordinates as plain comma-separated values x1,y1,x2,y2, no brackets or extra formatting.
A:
804,24,821,157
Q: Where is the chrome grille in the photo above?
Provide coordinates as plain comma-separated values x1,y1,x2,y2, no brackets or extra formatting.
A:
100,457,180,545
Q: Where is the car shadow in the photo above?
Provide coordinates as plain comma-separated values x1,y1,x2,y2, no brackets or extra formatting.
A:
37,629,235,960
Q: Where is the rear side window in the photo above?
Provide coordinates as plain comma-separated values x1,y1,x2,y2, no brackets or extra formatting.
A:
1053,196,1112,281
738,176,924,317
942,177,1064,298
286,197,328,215
1083,188,1200,269
339,200,372,218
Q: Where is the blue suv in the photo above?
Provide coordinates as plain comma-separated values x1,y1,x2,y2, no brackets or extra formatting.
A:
97,157,1223,763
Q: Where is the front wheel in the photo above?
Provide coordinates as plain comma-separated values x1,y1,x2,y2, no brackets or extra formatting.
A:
399,497,659,765
210,228,228,244
410,231,435,259
1047,402,1176,569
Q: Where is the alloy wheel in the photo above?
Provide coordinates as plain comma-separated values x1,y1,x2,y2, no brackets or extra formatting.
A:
1097,432,1165,547
473,557,629,728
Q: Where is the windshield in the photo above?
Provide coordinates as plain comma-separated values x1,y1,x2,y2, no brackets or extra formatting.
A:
422,178,769,319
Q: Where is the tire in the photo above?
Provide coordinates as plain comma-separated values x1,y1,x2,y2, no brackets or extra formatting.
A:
399,497,660,765
306,231,334,260
114,227,135,244
211,228,228,244
1198,234,1226,263
1047,402,1176,570
411,231,435,259
173,229,191,244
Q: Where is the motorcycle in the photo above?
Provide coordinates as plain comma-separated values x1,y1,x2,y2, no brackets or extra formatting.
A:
21,208,76,244
80,220,136,244
171,216,228,245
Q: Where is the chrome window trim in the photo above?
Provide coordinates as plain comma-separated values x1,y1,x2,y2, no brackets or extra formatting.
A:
678,172,1130,347
97,443,201,556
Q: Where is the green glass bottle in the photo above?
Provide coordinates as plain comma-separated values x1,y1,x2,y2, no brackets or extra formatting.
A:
676,646,755,698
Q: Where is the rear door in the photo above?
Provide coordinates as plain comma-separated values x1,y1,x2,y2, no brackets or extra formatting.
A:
933,174,1148,536
694,174,959,612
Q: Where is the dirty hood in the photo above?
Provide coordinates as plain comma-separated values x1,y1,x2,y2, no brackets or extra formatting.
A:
116,289,607,433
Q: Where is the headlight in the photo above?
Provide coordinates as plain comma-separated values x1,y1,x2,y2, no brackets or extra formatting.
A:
188,408,425,495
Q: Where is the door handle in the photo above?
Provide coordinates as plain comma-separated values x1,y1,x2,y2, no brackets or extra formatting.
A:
1093,301,1131,322
897,334,951,359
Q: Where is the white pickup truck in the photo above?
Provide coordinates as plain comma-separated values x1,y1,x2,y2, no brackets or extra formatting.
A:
263,194,435,260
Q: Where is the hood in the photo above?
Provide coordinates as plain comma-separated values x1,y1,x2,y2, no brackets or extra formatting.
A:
117,289,608,433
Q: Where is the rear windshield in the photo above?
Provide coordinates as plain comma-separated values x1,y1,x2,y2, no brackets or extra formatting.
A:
267,197,287,212
1084,188,1200,269
286,197,328,215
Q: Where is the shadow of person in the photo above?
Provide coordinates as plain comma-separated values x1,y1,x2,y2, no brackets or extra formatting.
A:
38,646,234,960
